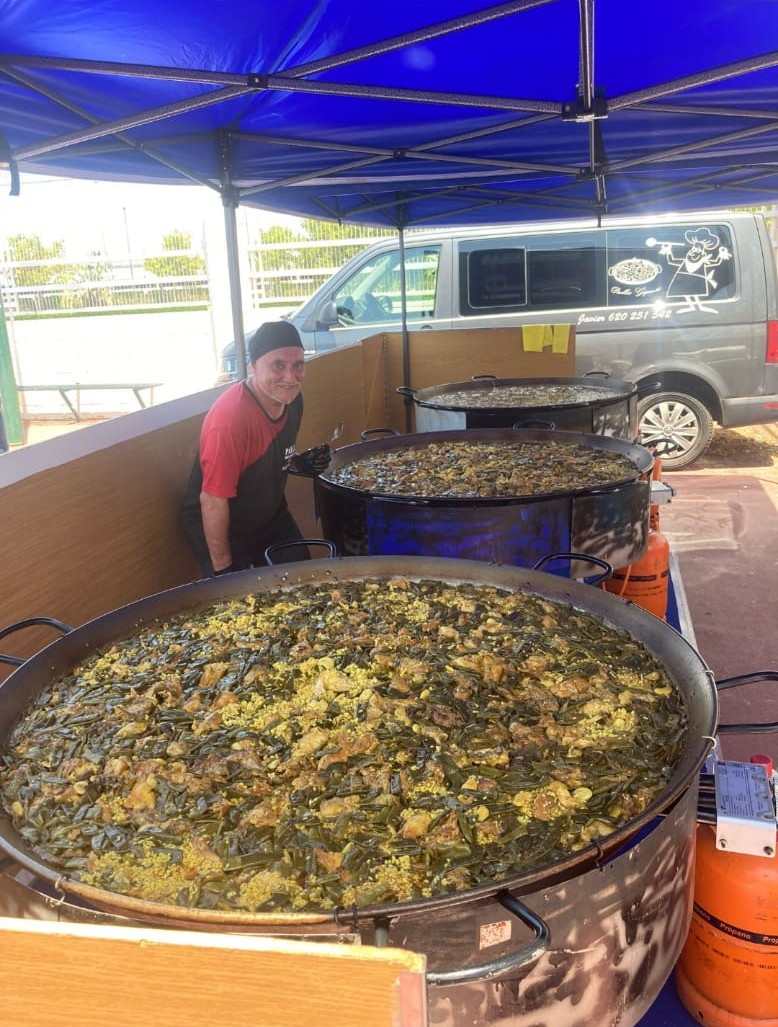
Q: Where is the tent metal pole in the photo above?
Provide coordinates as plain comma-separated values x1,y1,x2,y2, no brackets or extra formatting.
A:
398,226,413,434
218,132,247,381
223,194,247,381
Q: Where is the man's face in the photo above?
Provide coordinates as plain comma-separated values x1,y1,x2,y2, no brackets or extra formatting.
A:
250,346,305,410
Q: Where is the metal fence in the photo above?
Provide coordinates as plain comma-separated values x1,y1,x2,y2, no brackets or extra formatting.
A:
0,221,393,319
0,253,210,316
246,236,390,310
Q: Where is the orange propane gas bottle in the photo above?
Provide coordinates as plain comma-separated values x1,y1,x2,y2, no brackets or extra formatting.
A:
603,522,670,619
675,820,778,1026
603,453,671,618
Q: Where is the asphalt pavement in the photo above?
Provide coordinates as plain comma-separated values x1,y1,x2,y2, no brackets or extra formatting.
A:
661,423,778,763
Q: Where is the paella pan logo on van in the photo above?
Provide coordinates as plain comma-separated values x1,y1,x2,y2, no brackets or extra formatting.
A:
608,257,662,287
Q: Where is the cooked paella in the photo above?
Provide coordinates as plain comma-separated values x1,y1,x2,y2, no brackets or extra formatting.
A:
0,578,686,913
426,383,617,409
324,438,638,497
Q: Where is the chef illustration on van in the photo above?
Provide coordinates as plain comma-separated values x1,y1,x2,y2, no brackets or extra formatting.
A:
647,227,731,312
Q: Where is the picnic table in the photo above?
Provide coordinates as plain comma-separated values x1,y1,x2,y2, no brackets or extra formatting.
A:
17,382,161,421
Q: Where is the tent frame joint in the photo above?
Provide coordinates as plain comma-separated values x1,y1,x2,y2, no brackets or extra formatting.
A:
561,96,608,123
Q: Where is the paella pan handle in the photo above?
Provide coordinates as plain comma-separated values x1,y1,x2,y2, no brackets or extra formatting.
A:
0,616,74,666
264,539,338,566
396,386,417,398
532,552,613,586
715,672,778,734
425,891,549,987
512,418,556,431
471,374,497,382
360,427,401,441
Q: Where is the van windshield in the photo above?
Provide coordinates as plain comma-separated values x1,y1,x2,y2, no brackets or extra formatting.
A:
333,245,441,325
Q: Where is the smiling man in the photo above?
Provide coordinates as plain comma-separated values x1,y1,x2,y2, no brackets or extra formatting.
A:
181,321,329,577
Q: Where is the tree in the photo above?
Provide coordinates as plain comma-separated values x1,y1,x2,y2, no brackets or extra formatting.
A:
61,250,111,310
253,224,306,273
250,220,394,303
5,233,81,311
298,218,392,268
143,230,206,278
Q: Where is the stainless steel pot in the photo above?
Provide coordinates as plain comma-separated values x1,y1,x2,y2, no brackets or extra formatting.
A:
0,557,718,1026
315,428,653,575
399,374,638,440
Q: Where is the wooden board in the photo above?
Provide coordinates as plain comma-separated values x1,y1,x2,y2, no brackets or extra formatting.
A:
380,325,576,433
0,916,427,1027
0,413,205,675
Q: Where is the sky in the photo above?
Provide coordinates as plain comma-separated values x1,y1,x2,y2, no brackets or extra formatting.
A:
0,171,302,256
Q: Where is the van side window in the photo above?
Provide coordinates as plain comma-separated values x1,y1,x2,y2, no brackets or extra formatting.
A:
606,224,736,307
333,245,440,325
459,237,603,315
461,248,526,312
527,247,601,308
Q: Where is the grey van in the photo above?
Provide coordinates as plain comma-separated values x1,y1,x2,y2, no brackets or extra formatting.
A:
223,210,778,469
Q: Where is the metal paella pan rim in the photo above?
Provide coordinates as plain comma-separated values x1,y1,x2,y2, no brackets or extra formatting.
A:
410,376,638,413
0,555,718,928
319,428,654,503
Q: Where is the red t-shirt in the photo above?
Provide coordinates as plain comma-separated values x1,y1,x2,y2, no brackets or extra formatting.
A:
198,381,299,498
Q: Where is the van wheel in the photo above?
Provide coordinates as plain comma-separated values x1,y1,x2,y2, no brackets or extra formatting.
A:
637,392,714,470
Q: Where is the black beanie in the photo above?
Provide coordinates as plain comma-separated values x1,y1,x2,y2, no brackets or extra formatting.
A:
248,321,304,363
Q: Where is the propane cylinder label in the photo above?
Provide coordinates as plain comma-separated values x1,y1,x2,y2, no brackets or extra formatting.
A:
479,919,511,949
693,901,778,948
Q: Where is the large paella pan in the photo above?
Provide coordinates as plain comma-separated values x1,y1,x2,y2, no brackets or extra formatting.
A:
0,556,718,1027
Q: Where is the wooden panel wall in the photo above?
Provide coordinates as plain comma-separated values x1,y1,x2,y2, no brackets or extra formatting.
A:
0,414,204,674
0,345,373,674
382,326,576,432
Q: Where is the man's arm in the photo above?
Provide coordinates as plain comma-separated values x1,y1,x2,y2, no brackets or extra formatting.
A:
200,491,232,572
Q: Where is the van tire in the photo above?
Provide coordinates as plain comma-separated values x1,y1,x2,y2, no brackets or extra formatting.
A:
637,392,714,470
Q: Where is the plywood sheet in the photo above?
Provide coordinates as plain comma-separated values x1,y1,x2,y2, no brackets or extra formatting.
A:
0,415,204,676
0,917,427,1027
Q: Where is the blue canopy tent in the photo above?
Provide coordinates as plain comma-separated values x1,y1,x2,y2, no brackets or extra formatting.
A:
2,0,778,383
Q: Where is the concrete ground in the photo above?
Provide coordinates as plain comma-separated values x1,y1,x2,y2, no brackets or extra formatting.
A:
661,422,778,764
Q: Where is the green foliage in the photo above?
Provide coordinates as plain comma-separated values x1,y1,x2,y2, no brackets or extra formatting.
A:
3,218,395,315
7,233,70,286
60,250,111,309
5,234,107,311
6,232,64,262
250,220,393,298
299,219,390,242
143,230,206,278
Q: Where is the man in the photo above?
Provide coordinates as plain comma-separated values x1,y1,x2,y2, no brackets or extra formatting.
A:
181,321,329,576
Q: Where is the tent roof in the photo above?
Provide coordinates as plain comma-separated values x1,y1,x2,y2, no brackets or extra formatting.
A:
2,0,778,227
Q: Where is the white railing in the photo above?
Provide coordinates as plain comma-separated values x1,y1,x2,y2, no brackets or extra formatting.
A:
0,252,210,316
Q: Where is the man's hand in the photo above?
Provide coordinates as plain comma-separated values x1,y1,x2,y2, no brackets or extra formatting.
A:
288,444,332,478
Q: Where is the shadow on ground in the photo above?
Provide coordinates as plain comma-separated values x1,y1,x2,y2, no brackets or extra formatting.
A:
674,423,778,471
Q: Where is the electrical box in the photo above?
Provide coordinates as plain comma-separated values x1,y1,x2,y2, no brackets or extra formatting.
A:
714,760,777,858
